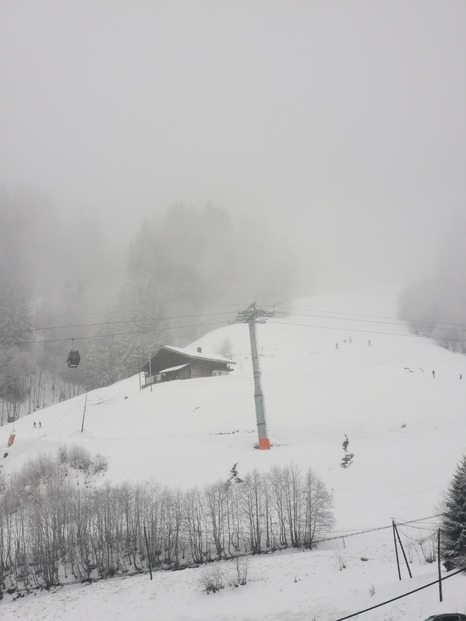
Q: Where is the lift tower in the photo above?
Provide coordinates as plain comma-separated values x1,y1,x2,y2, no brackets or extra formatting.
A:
234,302,274,450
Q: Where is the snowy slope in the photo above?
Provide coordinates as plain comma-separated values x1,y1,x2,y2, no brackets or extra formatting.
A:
1,284,466,620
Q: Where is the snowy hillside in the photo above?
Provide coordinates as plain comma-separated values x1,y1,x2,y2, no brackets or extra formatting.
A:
1,284,466,620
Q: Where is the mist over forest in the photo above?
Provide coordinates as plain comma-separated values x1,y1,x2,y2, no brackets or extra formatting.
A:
0,187,298,419
2,181,466,423
399,217,466,353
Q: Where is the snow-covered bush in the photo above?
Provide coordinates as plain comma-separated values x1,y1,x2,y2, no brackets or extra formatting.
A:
59,444,107,474
228,557,248,587
200,566,224,593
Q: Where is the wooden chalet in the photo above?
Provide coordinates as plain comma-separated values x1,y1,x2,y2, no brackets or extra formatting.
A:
140,345,235,388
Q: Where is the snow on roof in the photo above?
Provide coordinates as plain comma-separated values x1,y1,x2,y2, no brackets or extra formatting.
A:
161,345,235,364
158,363,190,374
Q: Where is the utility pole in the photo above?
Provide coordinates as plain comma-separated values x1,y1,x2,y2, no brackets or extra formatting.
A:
437,528,443,602
81,393,88,433
234,302,274,450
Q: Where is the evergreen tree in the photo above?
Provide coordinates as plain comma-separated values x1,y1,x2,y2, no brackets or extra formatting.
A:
441,454,466,570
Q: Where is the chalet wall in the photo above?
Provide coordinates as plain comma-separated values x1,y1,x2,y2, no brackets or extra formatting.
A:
191,360,211,378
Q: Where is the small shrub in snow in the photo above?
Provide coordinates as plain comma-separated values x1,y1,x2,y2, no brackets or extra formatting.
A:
58,444,107,474
228,557,248,587
201,566,224,594
336,552,347,571
58,445,68,464
13,453,61,491
92,454,108,474
369,585,376,597
420,537,436,564
67,445,92,471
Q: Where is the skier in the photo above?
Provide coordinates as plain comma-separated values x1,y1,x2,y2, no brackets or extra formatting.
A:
342,434,349,451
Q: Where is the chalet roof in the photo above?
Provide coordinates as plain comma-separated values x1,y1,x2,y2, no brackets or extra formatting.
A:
140,345,235,373
161,345,235,365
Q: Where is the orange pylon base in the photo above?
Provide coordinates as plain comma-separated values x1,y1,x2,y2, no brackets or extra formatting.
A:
259,438,270,450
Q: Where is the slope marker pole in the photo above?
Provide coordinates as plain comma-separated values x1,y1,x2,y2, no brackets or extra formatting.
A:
81,394,88,433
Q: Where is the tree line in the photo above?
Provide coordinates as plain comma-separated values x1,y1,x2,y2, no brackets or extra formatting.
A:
0,451,334,594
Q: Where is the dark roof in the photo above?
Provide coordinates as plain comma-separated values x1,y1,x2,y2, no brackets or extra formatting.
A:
141,345,235,373
161,345,235,364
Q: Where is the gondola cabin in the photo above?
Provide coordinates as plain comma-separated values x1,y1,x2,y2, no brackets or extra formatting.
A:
67,350,81,368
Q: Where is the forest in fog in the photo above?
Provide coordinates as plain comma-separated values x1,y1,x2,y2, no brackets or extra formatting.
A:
0,188,296,422
2,183,466,424
398,218,466,354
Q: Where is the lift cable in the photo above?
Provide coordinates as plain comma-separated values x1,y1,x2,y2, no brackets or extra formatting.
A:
19,301,466,337
314,514,445,544
279,304,466,331
16,314,466,348
16,320,229,346
277,309,466,334
268,319,466,345
16,310,238,333
37,301,243,320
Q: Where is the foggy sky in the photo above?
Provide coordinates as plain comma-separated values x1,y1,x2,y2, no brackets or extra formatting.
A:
1,1,466,292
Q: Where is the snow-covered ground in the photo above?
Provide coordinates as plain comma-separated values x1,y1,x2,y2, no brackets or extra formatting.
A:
1,284,465,620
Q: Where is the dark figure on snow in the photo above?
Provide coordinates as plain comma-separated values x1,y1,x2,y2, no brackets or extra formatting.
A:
33,422,36,428
432,370,435,379
342,434,349,451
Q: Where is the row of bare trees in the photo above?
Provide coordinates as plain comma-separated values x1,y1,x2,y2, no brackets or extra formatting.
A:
0,455,334,593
